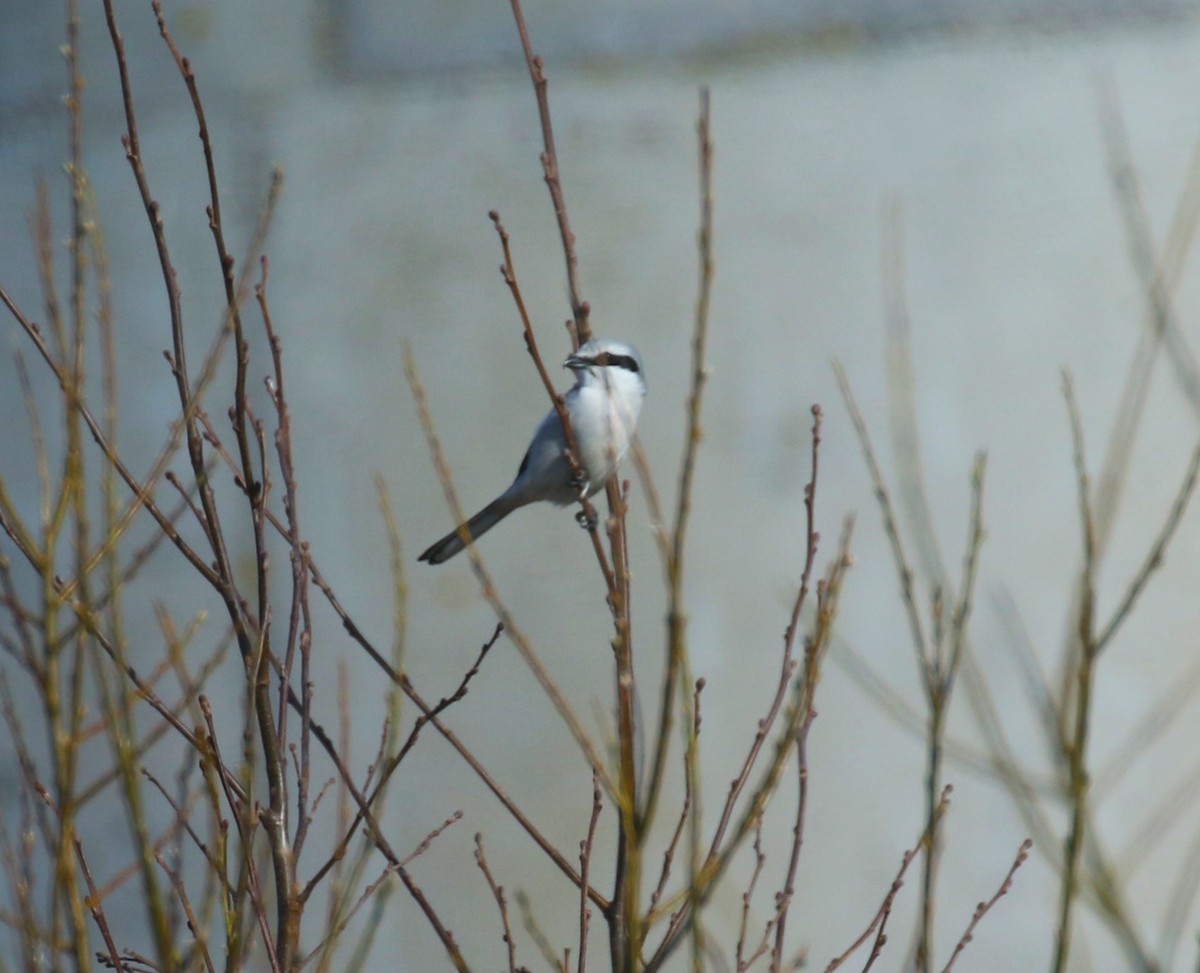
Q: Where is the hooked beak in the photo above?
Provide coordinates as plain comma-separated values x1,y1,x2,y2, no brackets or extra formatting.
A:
564,352,590,371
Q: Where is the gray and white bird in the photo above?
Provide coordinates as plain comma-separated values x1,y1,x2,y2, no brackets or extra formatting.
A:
419,338,646,565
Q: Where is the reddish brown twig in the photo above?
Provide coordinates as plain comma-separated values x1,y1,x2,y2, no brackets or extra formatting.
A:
476,834,518,973
302,862,399,968
404,812,465,870
489,211,612,587
507,0,589,339
579,774,603,973
153,849,217,973
255,517,608,909
940,839,1032,973
644,458,844,973
824,786,953,973
71,836,131,973
716,405,824,859
0,285,220,586
647,681,702,914
734,820,767,971
641,86,715,838
198,697,281,973
404,344,617,797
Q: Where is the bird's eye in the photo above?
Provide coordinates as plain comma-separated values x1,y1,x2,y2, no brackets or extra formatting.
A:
610,354,639,373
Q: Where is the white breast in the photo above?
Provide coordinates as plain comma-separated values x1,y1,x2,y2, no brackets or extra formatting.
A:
569,369,645,495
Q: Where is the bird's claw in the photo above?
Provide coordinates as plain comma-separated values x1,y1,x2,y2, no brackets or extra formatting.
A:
575,509,598,530
568,467,587,491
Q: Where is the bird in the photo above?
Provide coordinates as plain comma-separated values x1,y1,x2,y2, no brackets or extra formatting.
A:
419,338,646,565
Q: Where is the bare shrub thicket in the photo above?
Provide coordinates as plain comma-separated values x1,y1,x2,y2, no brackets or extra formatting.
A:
4,2,1200,972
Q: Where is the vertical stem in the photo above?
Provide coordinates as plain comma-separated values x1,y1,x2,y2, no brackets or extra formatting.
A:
684,657,703,973
256,635,300,970
611,484,641,973
47,3,94,968
507,0,589,338
1052,591,1095,973
915,696,944,973
1052,643,1093,973
641,86,713,838
1053,373,1098,973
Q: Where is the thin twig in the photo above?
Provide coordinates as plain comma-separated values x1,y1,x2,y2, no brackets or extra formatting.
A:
299,863,398,969
1094,440,1200,654
835,362,930,672
734,820,766,971
301,625,501,903
579,774,603,973
648,679,699,914
824,786,953,973
289,547,607,909
475,834,518,973
642,86,715,837
71,836,131,973
404,342,616,796
402,812,464,869
516,889,566,973
1051,372,1098,973
939,839,1032,973
489,211,612,585
154,850,217,973
507,0,589,338
646,519,853,972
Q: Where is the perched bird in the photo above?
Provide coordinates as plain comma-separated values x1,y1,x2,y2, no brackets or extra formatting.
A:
419,338,646,564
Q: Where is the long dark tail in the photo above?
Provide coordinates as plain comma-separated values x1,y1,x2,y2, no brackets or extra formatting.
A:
418,493,522,565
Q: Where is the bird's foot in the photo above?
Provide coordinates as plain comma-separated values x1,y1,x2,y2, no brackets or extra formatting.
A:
575,508,598,530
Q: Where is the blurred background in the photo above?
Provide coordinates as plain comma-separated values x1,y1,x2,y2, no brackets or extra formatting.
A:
5,0,1200,970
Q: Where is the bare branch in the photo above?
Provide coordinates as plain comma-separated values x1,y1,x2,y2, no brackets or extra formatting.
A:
939,839,1032,973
